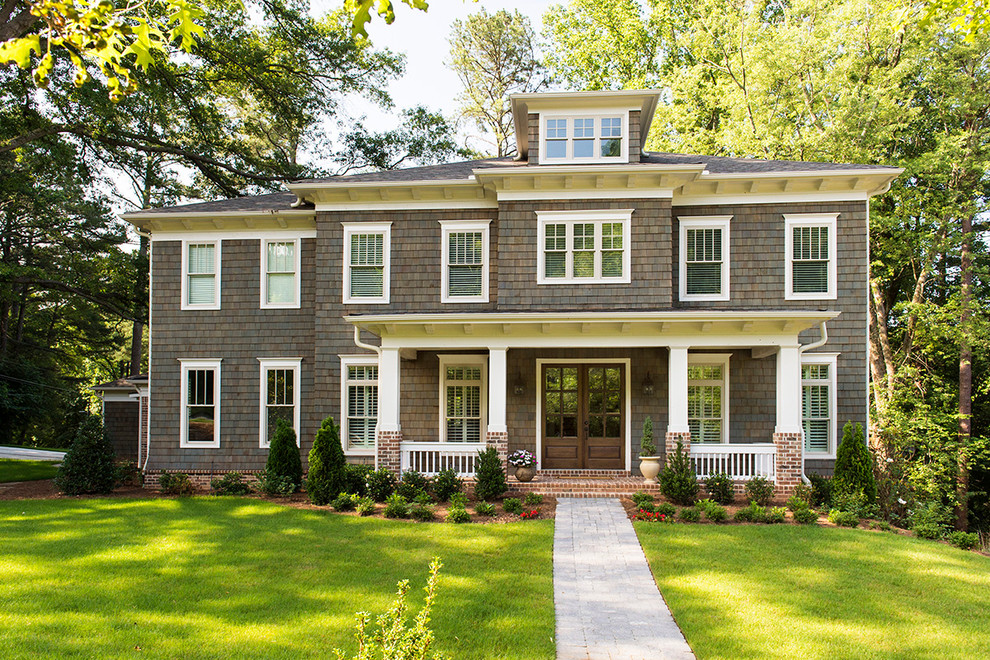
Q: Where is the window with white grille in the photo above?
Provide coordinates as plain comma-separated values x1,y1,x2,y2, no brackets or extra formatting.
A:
785,214,837,300
541,114,626,162
183,241,220,309
440,221,490,303
801,355,837,455
342,358,378,454
687,355,729,444
262,239,299,308
343,223,390,303
679,217,731,301
440,356,487,443
537,210,631,284
180,359,221,448
259,359,300,448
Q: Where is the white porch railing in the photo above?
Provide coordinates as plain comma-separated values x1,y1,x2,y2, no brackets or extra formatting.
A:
690,443,776,481
400,442,485,477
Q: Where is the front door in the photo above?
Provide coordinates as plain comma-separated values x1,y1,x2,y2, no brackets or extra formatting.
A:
542,364,625,470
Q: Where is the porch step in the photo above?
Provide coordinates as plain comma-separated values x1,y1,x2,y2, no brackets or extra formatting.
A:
505,476,660,499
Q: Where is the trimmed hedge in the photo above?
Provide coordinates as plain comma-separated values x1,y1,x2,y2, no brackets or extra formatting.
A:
306,416,346,505
266,419,302,490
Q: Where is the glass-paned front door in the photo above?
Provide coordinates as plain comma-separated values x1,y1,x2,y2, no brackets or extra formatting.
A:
542,364,624,469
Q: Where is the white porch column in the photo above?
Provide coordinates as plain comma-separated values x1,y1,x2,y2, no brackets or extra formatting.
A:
667,346,690,434
378,347,401,432
775,345,803,434
487,347,508,434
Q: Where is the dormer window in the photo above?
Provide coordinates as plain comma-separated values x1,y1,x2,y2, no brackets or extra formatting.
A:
540,113,627,163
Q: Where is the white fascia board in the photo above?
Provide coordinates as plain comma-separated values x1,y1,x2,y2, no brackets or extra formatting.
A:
345,310,839,325
497,188,673,201
674,191,870,206
475,163,706,178
289,178,477,191
698,168,902,180
377,333,811,351
315,199,497,211
152,229,316,242
123,209,315,221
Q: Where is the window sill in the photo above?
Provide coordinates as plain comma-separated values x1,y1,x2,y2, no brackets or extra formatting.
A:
785,292,837,301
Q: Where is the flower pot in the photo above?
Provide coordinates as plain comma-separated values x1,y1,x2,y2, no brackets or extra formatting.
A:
639,456,661,484
514,466,536,482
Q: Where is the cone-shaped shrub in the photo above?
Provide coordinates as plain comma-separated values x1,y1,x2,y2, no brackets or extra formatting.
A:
266,418,302,491
473,447,507,501
54,415,117,495
307,416,346,505
659,440,699,505
833,421,876,503
640,416,657,456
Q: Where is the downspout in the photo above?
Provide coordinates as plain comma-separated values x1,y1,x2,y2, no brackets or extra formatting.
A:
136,227,153,471
797,321,829,485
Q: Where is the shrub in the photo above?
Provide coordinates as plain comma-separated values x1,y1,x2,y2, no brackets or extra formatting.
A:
413,491,433,506
54,415,117,495
256,469,295,497
473,447,507,501
655,502,677,517
808,473,834,508
265,419,302,491
909,500,953,539
211,472,251,496
698,500,728,523
631,490,655,507
745,476,774,506
704,472,734,505
449,492,469,508
949,531,980,550
765,506,787,524
833,422,876,504
306,416,346,505
343,464,373,497
519,509,540,520
397,471,431,501
828,509,860,527
114,461,142,487
679,507,701,522
474,501,496,516
659,440,698,505
787,494,810,512
431,468,462,502
332,493,360,512
524,492,543,507
734,502,766,523
355,497,376,516
791,482,813,506
502,497,522,514
831,490,879,519
636,509,673,522
637,501,657,513
367,467,397,502
383,493,409,519
794,507,818,524
409,503,436,522
446,506,471,523
639,416,657,456
159,472,195,496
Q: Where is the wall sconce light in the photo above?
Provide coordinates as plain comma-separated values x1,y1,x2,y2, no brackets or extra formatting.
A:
642,372,655,396
513,373,526,396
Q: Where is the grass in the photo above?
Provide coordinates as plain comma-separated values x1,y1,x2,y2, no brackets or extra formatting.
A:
0,498,555,659
0,459,60,483
636,523,990,659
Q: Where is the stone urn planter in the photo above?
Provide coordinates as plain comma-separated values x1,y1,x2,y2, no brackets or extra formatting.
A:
514,465,536,482
639,456,661,484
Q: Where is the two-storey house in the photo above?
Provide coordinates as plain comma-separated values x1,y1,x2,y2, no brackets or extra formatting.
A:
114,89,901,497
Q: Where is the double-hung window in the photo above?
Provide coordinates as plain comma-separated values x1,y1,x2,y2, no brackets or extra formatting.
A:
679,216,731,301
687,355,729,444
801,354,837,456
180,359,221,448
340,356,378,454
258,358,301,448
182,241,220,310
440,220,490,303
262,239,300,308
785,214,837,300
541,114,626,162
440,355,487,443
343,223,391,303
536,210,632,284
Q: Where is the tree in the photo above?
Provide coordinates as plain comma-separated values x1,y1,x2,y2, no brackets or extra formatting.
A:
306,416,346,505
833,422,878,503
54,414,116,494
344,0,427,38
473,446,507,501
448,9,546,157
266,418,302,490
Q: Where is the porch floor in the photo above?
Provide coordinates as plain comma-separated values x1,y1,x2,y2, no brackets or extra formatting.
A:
506,474,660,499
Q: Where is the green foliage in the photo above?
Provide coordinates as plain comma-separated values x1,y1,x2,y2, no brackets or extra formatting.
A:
265,419,302,491
397,471,431,501
745,477,774,506
631,490,656,507
54,415,116,495
158,472,194,496
473,447,507,502
704,473,735,505
256,469,295,497
332,493,360,512
791,483,813,507
413,492,433,506
307,416,346,506
793,508,819,525
828,510,861,527
474,502,496,516
655,502,677,517
639,416,657,456
523,492,543,507
831,490,879,519
948,531,980,550
344,464,373,498
114,461,142,487
502,498,522,515
833,423,876,503
409,503,436,522
383,493,409,519
430,469,462,502
355,497,376,516
636,501,657,513
909,501,954,539
679,507,701,523
367,468,397,502
765,507,787,524
345,0,428,38
659,440,698,505
734,503,767,524
449,492,469,508
210,472,251,496
697,499,727,523
787,494,811,512
445,506,471,524
808,473,834,508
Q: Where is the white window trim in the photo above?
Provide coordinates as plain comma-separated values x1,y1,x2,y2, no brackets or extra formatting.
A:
679,216,731,302
439,220,491,304
784,213,838,301
687,353,730,444
438,354,488,443
257,358,302,449
180,240,221,310
539,110,630,164
260,238,301,309
179,358,221,448
342,222,391,304
801,353,838,458
340,354,379,456
536,209,633,285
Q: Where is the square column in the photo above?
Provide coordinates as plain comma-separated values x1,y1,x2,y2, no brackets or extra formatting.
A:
376,347,402,475
666,346,691,457
774,345,803,498
486,347,509,470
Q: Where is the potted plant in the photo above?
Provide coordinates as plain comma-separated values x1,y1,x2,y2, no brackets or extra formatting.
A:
508,450,538,482
639,416,661,484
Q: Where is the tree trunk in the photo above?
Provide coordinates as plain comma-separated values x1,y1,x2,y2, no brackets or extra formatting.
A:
956,212,972,531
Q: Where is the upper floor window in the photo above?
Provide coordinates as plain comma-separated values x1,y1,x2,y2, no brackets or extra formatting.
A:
801,354,837,456
440,220,490,303
343,222,391,304
261,239,300,309
440,355,487,443
182,241,220,310
785,214,837,300
536,210,632,284
541,113,627,163
180,358,221,448
258,358,301,448
679,216,731,301
341,356,378,455
687,354,729,444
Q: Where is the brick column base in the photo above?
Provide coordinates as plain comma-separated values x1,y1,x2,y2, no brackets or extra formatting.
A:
377,429,403,476
773,432,802,500
665,431,692,463
486,430,509,474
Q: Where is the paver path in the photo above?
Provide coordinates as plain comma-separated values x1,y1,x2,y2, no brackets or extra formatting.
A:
0,446,65,461
554,498,695,660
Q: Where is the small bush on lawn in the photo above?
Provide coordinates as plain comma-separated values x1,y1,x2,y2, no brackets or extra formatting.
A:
383,493,409,519
355,497,376,516
396,471,431,501
265,419,302,491
909,501,953,539
306,416,346,505
659,440,699,505
159,472,195,496
791,482,813,506
55,415,117,495
332,493,360,512
734,502,767,523
631,490,655,507
413,492,433,506
697,499,727,523
808,473,834,508
833,421,877,504
431,468,462,502
679,507,701,522
765,506,787,524
211,472,251,495
949,531,980,550
828,509,860,527
473,447,507,501
794,507,819,524
446,506,471,523
524,492,544,507
502,497,523,514
474,501,496,516
410,503,436,522
637,501,658,513
655,502,677,517
704,473,735,505
832,490,879,519
367,467,397,502
745,476,775,506
114,461,142,487
787,493,811,512
449,492,469,507
343,464,373,497
256,469,295,497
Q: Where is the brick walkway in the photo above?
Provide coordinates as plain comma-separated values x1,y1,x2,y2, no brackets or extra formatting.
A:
553,498,695,660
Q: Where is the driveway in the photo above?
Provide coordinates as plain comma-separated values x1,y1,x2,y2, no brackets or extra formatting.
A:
0,446,66,461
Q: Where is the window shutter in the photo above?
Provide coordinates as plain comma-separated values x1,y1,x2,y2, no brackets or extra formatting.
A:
187,244,216,305
802,383,830,452
792,226,829,293
447,231,483,296
350,233,384,297
685,227,723,295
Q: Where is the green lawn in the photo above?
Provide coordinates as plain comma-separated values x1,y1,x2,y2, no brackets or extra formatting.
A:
0,459,60,483
636,523,990,659
0,498,555,659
